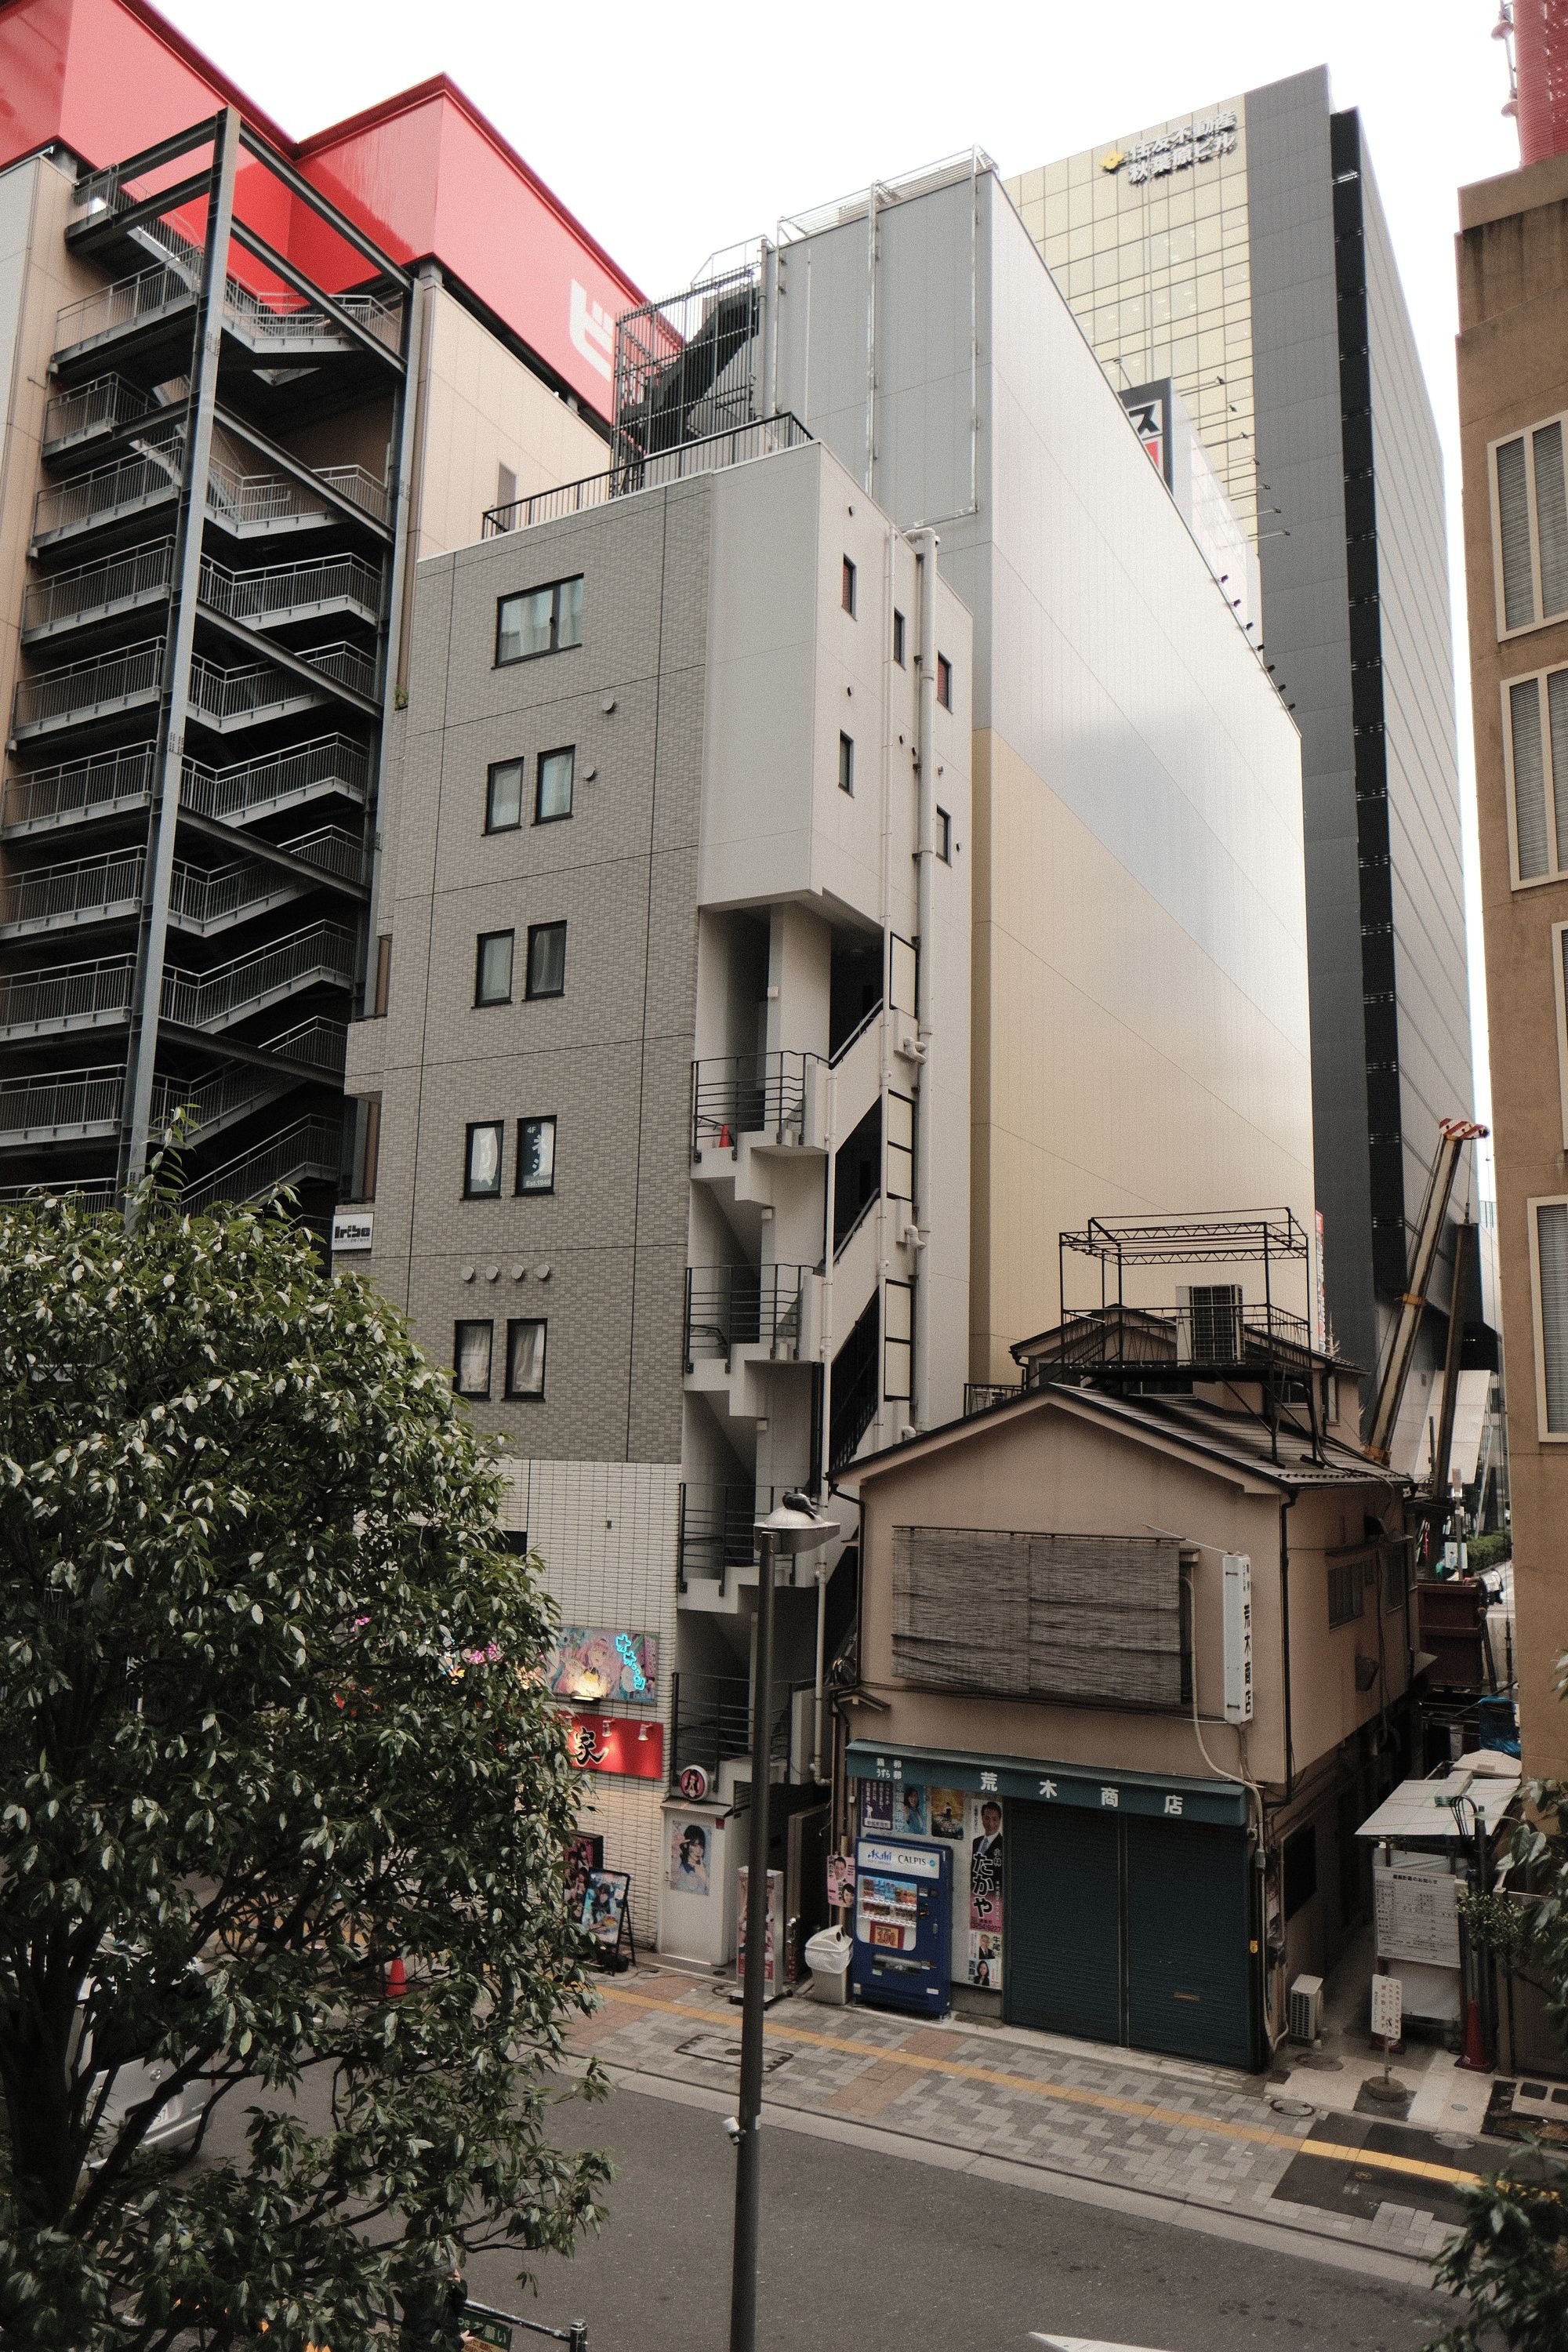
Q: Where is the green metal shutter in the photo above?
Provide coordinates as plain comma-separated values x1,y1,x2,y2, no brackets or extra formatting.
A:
1004,1802,1120,2043
1125,1817,1254,2069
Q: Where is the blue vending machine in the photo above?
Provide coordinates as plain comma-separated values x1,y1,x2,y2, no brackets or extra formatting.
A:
851,1838,953,2016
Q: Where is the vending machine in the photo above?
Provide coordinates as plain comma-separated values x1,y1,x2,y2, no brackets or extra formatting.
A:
851,1838,952,2016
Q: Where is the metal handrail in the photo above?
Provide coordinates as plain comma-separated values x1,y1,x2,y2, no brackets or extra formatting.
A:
677,1483,790,1585
1024,1298,1316,1374
670,1669,798,1785
22,538,174,636
483,412,813,535
32,439,183,540
0,850,143,929
833,1188,877,1262
180,1113,340,1214
198,550,383,627
187,641,375,724
829,996,884,1069
279,826,366,884
691,1049,820,1156
2,746,155,832
159,922,356,1031
42,372,157,448
206,457,389,532
0,956,134,1032
54,262,192,351
11,638,164,731
180,736,372,826
0,1066,123,1134
684,1264,808,1364
963,1381,1023,1417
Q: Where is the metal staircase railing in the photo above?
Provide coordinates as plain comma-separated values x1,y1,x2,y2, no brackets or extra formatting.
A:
198,550,383,629
180,1112,341,1214
10,639,164,735
0,956,134,1036
53,261,194,354
2,746,155,835
22,537,174,638
684,1265,810,1367
42,372,159,450
31,438,183,543
0,850,143,932
186,641,375,726
0,1066,124,1140
159,922,357,1033
180,736,372,827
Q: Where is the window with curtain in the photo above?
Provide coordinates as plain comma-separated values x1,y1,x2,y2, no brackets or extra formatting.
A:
506,1318,547,1399
535,746,575,822
453,1321,492,1399
486,759,524,832
1535,1200,1568,1434
516,1115,556,1193
463,1121,503,1198
525,921,566,999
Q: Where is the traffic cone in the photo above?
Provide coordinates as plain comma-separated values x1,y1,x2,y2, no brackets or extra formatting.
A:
1457,1992,1488,2071
385,1957,407,2001
718,1123,733,1149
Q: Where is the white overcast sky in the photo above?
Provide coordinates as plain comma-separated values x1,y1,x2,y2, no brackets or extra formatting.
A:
160,0,1523,1134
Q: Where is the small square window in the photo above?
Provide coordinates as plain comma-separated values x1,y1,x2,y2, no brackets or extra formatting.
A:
506,1316,547,1399
838,732,855,796
936,807,952,862
474,930,514,1005
464,1120,503,1198
842,555,858,615
516,1114,556,1194
495,575,583,665
892,609,906,665
936,653,953,710
486,759,524,833
453,1319,492,1398
526,920,567,999
535,746,575,823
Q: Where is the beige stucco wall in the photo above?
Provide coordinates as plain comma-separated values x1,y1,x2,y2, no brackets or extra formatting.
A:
1457,160,1568,1778
410,285,608,567
854,1395,1410,1798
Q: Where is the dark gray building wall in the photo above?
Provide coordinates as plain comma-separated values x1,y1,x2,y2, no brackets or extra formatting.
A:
1247,70,1472,1384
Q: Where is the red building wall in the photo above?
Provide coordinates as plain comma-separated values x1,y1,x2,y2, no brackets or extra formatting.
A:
0,0,642,415
1516,0,1568,167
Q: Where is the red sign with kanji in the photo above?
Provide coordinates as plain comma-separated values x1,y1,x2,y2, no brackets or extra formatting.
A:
561,1711,665,1780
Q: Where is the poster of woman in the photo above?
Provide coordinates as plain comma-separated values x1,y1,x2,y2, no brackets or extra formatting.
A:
551,1628,657,1704
898,1782,929,1838
582,1868,630,1947
563,1832,602,1918
669,1819,711,1896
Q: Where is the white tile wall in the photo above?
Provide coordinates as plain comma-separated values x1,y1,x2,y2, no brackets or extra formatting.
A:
497,1456,681,1949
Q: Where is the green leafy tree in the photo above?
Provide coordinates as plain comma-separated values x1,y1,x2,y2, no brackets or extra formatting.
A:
1429,1779,1568,2350
0,1174,608,2350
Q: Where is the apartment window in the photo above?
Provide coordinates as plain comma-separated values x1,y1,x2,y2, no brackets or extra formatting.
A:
505,1316,547,1399
935,652,953,710
884,1279,912,1402
474,930,514,1005
463,1120,504,1199
453,1319,492,1399
842,555,858,615
838,732,855,796
345,1094,380,1202
886,1090,914,1200
495,575,583,665
935,807,952,862
516,1114,556,1194
1555,924,1568,1147
525,920,567,999
1327,1558,1365,1629
1504,666,1568,882
486,759,525,833
892,609,906,665
1531,1197,1568,1435
1494,416,1568,633
535,746,575,823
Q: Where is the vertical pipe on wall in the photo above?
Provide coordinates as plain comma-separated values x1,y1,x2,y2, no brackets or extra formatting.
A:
758,238,778,423
911,528,939,1430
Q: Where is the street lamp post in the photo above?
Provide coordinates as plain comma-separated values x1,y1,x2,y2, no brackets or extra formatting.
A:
728,1494,835,2352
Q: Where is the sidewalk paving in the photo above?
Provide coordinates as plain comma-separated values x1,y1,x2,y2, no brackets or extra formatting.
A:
568,1963,1512,2271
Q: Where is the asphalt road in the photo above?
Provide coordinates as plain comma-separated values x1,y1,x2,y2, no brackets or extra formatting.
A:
456,2078,1455,2352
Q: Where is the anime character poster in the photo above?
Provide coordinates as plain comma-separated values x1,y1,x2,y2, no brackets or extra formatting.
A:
551,1627,657,1704
897,1781,930,1838
859,1779,895,1834
582,1868,630,1949
669,1818,711,1897
564,1833,603,1918
929,1788,966,1839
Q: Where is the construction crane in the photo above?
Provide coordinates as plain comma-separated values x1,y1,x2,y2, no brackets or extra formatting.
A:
1365,1117,1488,1468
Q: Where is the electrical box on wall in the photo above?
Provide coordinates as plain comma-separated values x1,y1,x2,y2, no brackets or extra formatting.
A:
1222,1552,1254,1723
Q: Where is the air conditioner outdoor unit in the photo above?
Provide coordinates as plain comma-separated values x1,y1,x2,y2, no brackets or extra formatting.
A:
1287,1973,1324,2044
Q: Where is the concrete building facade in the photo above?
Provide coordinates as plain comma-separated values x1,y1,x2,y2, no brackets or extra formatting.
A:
1457,149,1568,1777
1008,72,1479,1424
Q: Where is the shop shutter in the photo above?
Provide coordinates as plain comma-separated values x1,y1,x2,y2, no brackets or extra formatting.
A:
1004,1802,1120,2045
1124,1816,1254,2069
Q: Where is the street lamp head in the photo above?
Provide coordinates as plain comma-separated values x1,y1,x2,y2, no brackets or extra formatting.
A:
756,1496,837,1555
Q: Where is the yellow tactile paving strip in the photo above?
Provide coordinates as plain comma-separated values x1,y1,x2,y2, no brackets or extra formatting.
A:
587,1983,1485,2194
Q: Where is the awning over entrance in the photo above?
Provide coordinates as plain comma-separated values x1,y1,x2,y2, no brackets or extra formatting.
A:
846,1739,1250,1828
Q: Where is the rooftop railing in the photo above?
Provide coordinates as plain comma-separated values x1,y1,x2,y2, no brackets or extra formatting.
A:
482,413,813,536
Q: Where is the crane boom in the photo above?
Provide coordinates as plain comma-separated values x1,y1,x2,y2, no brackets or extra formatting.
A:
1365,1117,1487,1466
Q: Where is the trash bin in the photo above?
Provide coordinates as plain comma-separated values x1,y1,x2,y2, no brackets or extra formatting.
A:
804,1927,851,2006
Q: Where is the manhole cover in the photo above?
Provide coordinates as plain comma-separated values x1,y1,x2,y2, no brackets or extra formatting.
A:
1269,2096,1316,2118
677,2034,791,2074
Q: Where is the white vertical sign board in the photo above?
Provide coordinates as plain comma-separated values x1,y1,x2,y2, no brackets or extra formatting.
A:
1221,1552,1253,1723
1370,1973,1403,2045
